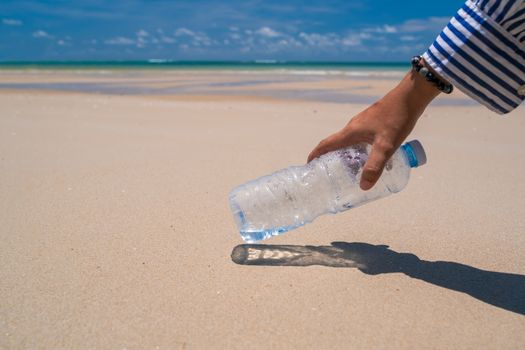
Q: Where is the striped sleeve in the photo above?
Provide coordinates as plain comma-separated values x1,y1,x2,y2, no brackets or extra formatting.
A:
423,0,525,114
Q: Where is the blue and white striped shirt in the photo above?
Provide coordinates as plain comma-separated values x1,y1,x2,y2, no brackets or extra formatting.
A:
423,0,525,114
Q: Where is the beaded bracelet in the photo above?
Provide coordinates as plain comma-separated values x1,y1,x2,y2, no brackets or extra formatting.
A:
411,55,453,94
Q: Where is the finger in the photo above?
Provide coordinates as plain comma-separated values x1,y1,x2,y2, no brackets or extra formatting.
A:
307,135,345,163
307,131,359,163
360,143,391,191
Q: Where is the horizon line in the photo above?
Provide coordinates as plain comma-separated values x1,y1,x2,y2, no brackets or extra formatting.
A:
0,59,408,64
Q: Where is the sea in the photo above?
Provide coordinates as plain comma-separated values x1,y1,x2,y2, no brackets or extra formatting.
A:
0,60,409,72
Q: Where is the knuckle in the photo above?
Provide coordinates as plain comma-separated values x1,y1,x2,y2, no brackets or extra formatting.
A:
346,120,364,134
375,139,395,153
364,165,382,176
318,138,329,147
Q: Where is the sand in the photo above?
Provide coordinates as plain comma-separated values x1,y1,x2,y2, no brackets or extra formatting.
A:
1,70,524,349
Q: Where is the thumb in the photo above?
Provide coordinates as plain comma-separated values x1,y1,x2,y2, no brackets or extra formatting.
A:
360,142,391,191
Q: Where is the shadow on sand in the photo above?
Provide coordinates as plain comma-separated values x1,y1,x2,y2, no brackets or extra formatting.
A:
231,242,525,316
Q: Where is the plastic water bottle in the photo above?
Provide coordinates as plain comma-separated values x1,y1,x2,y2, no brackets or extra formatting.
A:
229,140,427,242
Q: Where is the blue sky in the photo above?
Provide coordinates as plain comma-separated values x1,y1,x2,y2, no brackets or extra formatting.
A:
0,0,463,61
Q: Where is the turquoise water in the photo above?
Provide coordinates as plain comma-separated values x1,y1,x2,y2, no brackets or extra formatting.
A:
0,60,409,71
232,200,295,242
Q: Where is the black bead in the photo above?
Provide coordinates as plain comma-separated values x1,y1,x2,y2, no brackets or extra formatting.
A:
410,54,453,94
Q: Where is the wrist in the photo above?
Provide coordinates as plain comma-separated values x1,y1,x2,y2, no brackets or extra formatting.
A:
410,70,440,104
412,56,453,94
396,68,440,118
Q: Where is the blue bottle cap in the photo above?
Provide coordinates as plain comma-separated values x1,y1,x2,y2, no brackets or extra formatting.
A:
402,140,427,168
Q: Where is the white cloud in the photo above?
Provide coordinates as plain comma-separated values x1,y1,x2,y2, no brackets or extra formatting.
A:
365,24,397,34
383,25,397,33
160,36,176,44
174,27,212,46
229,33,241,40
175,28,196,37
361,17,447,37
400,35,417,41
341,35,361,47
287,37,304,48
2,18,22,26
57,40,66,46
256,27,280,38
105,36,135,45
296,30,372,48
299,32,338,47
397,17,449,33
136,32,148,48
33,30,53,39
86,16,444,57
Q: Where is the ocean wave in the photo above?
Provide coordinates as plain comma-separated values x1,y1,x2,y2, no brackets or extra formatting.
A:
148,59,173,64
282,69,405,77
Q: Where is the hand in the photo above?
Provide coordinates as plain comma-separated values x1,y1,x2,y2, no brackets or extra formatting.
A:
307,67,441,190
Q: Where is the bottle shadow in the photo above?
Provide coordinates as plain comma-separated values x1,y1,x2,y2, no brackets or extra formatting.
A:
231,242,525,316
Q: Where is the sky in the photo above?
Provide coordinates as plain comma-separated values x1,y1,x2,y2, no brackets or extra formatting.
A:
0,0,464,61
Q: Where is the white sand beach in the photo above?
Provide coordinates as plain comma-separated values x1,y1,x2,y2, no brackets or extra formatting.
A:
1,70,524,349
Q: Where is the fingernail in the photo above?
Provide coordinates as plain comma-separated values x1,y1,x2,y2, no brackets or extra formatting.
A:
360,181,372,191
